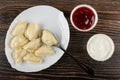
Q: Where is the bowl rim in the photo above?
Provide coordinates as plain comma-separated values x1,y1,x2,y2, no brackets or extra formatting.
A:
70,4,98,32
87,34,115,61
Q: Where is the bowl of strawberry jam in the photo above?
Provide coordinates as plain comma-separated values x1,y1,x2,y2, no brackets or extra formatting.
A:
70,4,98,32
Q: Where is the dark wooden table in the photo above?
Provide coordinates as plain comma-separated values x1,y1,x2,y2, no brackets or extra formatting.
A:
0,0,120,80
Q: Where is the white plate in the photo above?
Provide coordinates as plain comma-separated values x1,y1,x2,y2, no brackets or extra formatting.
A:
5,5,70,72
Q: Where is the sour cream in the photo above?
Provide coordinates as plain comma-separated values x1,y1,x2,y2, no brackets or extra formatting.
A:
87,34,115,61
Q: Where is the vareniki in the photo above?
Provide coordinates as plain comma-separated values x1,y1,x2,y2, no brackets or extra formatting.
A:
12,21,28,36
35,45,55,57
10,21,58,64
10,35,28,49
23,38,41,53
42,30,58,46
25,23,40,40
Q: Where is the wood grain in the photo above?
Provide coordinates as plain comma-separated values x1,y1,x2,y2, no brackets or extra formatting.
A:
0,0,120,80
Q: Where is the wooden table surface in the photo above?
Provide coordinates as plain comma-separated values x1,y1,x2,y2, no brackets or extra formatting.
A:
0,0,120,80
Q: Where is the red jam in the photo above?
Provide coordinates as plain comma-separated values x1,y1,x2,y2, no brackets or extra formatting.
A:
72,7,95,30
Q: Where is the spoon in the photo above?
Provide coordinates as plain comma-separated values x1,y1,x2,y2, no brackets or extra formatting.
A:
58,46,94,76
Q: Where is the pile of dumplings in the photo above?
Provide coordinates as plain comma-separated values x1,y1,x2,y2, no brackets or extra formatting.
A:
10,21,58,64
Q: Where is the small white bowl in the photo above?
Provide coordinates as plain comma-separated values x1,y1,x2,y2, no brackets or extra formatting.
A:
70,4,98,32
87,34,115,61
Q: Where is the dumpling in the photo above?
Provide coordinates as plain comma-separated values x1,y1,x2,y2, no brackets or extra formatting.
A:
35,45,55,57
41,30,58,46
12,21,28,36
25,23,40,40
23,53,42,64
10,35,28,49
23,38,41,53
12,48,27,64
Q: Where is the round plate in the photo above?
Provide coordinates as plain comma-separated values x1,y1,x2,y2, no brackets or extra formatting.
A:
5,5,70,72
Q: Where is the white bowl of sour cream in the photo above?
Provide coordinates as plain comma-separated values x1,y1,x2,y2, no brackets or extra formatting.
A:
87,34,115,61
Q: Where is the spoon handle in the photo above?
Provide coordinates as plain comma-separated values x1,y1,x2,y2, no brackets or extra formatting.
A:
59,46,94,76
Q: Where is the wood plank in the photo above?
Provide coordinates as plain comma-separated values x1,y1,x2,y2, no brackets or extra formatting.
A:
0,0,120,80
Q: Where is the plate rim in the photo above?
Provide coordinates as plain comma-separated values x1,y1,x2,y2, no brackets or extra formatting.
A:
5,5,70,72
